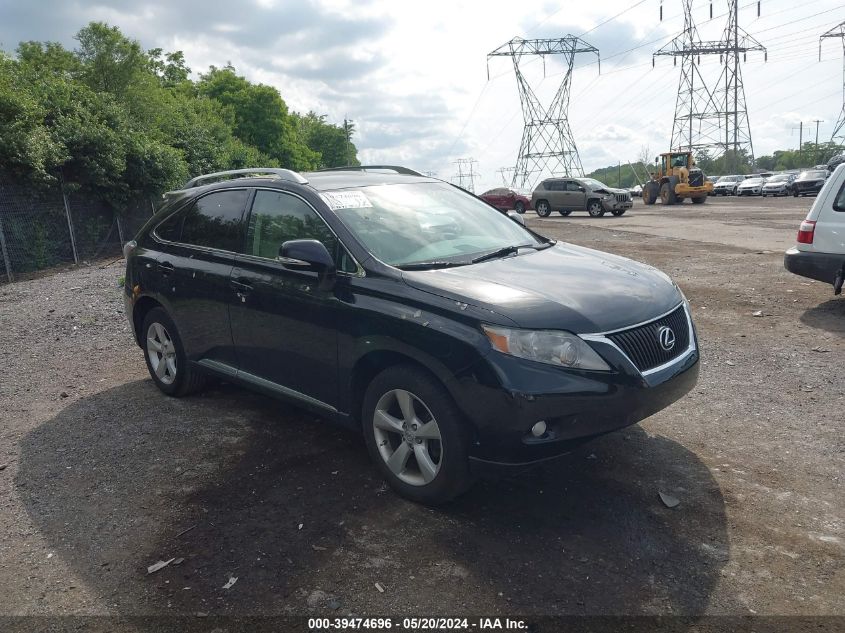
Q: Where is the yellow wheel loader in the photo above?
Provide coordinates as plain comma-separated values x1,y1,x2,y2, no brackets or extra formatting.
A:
641,151,713,206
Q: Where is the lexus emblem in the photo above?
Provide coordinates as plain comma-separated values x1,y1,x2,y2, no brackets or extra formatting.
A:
657,326,676,351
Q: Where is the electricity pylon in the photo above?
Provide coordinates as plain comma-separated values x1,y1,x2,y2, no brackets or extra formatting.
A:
488,37,599,189
654,0,723,154
451,158,480,193
821,21,845,148
654,0,766,172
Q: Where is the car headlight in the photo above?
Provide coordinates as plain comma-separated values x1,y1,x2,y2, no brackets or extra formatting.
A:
482,325,611,371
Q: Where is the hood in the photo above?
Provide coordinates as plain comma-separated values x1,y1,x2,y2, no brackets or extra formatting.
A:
401,243,683,333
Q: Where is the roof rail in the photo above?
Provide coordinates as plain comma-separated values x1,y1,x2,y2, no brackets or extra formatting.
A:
316,165,427,177
183,168,308,189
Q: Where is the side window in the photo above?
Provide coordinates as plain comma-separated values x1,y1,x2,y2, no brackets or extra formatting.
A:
566,181,582,192
181,190,249,252
833,179,845,212
247,190,357,272
548,181,565,192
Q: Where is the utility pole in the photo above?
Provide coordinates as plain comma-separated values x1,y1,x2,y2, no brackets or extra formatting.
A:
796,121,804,165
343,117,352,165
452,158,480,193
820,22,845,148
488,36,600,189
654,0,766,173
813,119,824,164
618,161,622,187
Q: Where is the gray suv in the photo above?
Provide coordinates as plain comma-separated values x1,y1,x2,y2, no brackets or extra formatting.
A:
532,177,633,218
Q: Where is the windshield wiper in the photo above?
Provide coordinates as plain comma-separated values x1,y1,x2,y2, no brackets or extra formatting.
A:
470,243,541,264
398,260,468,271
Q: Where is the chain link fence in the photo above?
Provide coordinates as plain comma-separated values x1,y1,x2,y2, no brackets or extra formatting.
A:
0,171,158,284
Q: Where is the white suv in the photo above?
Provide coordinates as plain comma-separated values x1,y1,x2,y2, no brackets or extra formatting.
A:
784,163,845,295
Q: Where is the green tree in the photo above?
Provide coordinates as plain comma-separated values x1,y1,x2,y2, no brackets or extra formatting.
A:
198,65,319,170
74,22,148,96
292,111,360,168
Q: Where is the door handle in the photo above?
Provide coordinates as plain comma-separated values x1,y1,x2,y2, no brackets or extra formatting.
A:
230,279,252,291
230,278,253,303
157,261,175,276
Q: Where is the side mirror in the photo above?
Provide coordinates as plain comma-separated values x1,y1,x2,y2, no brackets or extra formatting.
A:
278,239,336,290
507,211,526,226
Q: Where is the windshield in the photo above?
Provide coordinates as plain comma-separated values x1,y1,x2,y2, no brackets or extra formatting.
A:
766,175,790,182
799,171,827,179
327,182,544,267
743,178,763,185
580,178,609,190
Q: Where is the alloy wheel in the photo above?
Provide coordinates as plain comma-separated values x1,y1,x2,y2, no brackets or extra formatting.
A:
373,389,442,486
146,322,177,385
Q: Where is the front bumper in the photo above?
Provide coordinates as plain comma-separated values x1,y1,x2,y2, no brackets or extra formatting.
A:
452,306,700,466
794,183,823,195
602,198,633,211
784,247,844,286
762,186,788,195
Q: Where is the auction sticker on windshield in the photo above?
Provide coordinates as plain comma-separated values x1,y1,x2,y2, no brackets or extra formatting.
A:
320,191,373,210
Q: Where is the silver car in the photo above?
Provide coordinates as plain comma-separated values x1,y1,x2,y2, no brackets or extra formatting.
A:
736,177,765,196
761,173,796,197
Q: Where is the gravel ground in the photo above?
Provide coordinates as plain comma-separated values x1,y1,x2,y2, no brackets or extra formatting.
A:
0,196,842,621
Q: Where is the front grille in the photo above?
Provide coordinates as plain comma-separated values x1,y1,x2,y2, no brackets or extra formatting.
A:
615,192,631,203
607,305,690,372
689,171,704,186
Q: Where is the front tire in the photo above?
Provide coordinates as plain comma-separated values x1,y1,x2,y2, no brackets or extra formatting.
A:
142,307,206,396
535,200,551,217
611,208,626,216
587,200,605,217
660,182,677,205
515,201,525,214
362,365,472,505
691,196,706,204
558,209,572,216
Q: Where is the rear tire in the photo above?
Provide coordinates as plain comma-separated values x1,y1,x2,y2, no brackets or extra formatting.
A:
142,307,206,397
362,365,473,505
642,182,657,205
611,209,626,216
691,196,706,204
535,200,551,217
558,209,572,216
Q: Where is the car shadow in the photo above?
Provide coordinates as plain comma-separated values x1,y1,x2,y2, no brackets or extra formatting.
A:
17,379,729,616
799,298,845,336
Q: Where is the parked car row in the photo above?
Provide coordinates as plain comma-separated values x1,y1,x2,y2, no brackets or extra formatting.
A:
711,170,830,197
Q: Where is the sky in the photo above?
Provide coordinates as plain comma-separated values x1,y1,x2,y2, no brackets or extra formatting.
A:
1,0,844,192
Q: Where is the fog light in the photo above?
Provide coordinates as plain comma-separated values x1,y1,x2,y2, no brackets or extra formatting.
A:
531,421,547,437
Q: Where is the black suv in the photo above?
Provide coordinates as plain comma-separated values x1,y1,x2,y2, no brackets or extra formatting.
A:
124,166,700,504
